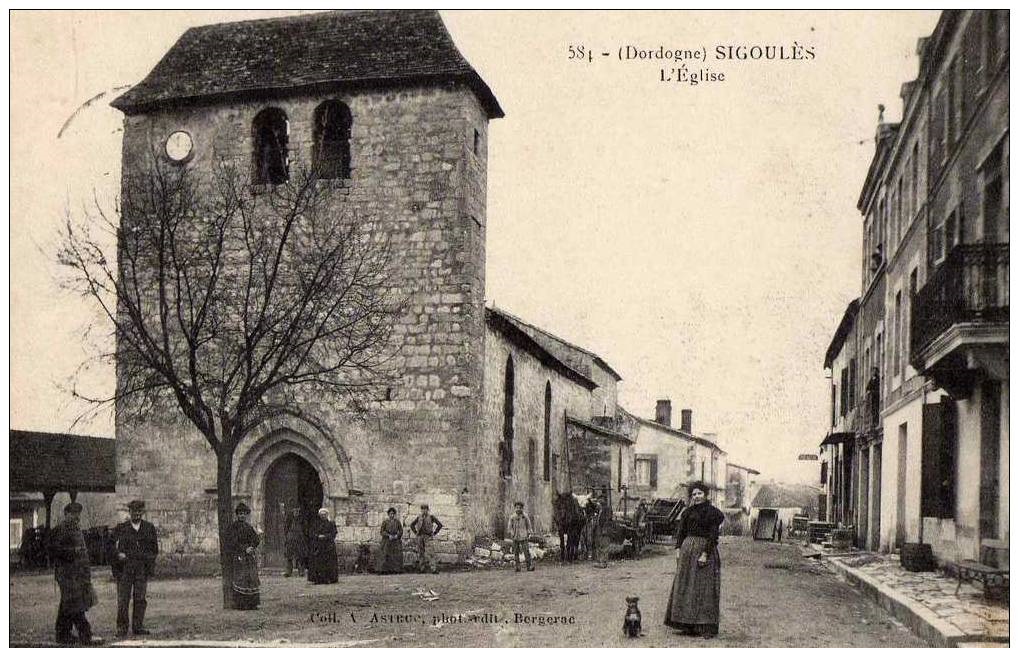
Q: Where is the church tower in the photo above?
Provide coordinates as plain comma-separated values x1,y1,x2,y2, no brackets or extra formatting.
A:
111,10,501,564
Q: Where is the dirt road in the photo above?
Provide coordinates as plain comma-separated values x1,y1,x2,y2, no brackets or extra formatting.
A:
10,537,930,647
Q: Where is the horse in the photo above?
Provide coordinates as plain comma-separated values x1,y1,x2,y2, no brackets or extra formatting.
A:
553,491,587,562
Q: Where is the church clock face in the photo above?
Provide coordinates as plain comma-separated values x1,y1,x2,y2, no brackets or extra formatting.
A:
165,130,194,163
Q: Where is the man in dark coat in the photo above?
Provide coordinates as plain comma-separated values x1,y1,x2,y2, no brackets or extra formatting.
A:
283,507,307,577
112,500,159,636
48,501,99,645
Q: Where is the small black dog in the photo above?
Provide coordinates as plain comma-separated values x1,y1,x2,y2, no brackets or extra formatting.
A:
622,596,642,638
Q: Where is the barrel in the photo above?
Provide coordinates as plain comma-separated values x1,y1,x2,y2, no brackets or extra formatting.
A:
900,542,935,571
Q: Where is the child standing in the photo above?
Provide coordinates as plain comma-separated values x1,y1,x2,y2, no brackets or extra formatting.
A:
508,502,535,572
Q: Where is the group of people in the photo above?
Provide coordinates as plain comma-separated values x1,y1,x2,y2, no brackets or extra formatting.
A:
46,487,723,642
227,501,449,609
48,499,159,644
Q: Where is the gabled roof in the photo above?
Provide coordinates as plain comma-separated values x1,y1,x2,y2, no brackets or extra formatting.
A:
485,308,597,390
111,10,503,118
9,430,116,493
727,462,760,476
487,306,622,383
566,415,633,445
621,406,724,454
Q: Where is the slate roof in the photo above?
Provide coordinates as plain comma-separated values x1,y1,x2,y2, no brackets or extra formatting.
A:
111,10,503,118
487,307,623,383
9,430,116,493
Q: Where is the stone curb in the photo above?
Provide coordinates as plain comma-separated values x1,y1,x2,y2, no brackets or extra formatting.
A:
824,557,1008,648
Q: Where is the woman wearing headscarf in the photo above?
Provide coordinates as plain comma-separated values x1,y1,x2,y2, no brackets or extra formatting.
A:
306,507,339,584
378,507,404,574
224,503,260,610
664,482,725,638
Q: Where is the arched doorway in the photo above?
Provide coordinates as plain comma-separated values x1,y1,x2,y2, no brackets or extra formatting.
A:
262,453,323,568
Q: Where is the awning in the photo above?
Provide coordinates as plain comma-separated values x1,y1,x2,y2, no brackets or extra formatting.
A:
819,432,855,446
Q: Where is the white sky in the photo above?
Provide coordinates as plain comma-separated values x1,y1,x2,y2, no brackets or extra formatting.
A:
9,10,942,484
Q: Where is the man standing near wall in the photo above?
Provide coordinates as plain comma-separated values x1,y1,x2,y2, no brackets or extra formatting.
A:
112,500,159,637
410,504,443,574
509,502,535,572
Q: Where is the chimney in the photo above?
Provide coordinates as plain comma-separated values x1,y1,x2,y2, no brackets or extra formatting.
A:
655,399,672,427
680,409,692,433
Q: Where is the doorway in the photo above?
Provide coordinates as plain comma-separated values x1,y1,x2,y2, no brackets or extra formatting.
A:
896,424,908,547
262,453,323,567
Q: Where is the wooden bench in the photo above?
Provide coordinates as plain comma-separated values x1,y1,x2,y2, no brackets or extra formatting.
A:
954,539,1009,600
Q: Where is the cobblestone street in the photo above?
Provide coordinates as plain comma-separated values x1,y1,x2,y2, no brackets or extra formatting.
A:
11,538,931,648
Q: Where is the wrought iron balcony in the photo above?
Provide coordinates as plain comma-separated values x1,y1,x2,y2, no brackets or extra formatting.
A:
910,243,1009,366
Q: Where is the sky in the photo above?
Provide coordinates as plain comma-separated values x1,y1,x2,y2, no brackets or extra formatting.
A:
9,10,941,484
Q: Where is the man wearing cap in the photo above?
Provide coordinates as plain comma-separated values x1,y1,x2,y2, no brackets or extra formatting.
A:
112,500,159,636
48,501,99,644
409,504,443,574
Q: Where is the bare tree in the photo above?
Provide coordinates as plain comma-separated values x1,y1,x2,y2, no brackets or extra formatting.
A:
59,154,401,607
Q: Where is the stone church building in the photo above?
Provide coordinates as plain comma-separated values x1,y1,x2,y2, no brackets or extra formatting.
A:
109,10,629,566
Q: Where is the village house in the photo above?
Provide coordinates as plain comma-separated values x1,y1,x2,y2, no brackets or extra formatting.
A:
820,299,859,528
825,9,1008,563
725,463,760,513
626,400,729,503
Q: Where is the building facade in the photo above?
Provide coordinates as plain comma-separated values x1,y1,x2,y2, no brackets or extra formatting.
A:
829,10,1008,562
627,401,729,503
821,300,859,528
110,10,503,564
724,463,760,513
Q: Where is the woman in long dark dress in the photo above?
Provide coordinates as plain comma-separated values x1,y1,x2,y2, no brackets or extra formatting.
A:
664,482,725,638
307,507,339,584
225,503,261,610
378,508,404,574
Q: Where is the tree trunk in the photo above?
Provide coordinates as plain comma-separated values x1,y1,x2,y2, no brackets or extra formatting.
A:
216,448,236,610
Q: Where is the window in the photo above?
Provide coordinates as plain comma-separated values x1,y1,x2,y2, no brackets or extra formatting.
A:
893,291,902,377
896,177,904,241
911,142,920,216
980,142,1003,243
543,382,552,482
10,518,23,550
635,455,657,487
839,368,849,417
950,57,963,145
831,383,837,428
252,108,289,185
473,129,481,156
312,101,352,179
500,356,515,477
848,358,857,409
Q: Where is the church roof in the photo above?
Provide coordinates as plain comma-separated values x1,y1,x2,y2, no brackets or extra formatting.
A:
9,430,116,494
487,307,623,382
111,10,503,118
485,308,598,391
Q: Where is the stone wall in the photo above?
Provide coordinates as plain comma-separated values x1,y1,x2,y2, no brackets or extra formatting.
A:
476,325,592,537
115,82,492,562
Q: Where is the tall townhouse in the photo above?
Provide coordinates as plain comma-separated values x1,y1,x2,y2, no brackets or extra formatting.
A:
846,10,1008,561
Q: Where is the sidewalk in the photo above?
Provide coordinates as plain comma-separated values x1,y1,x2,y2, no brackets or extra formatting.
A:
816,549,1008,647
